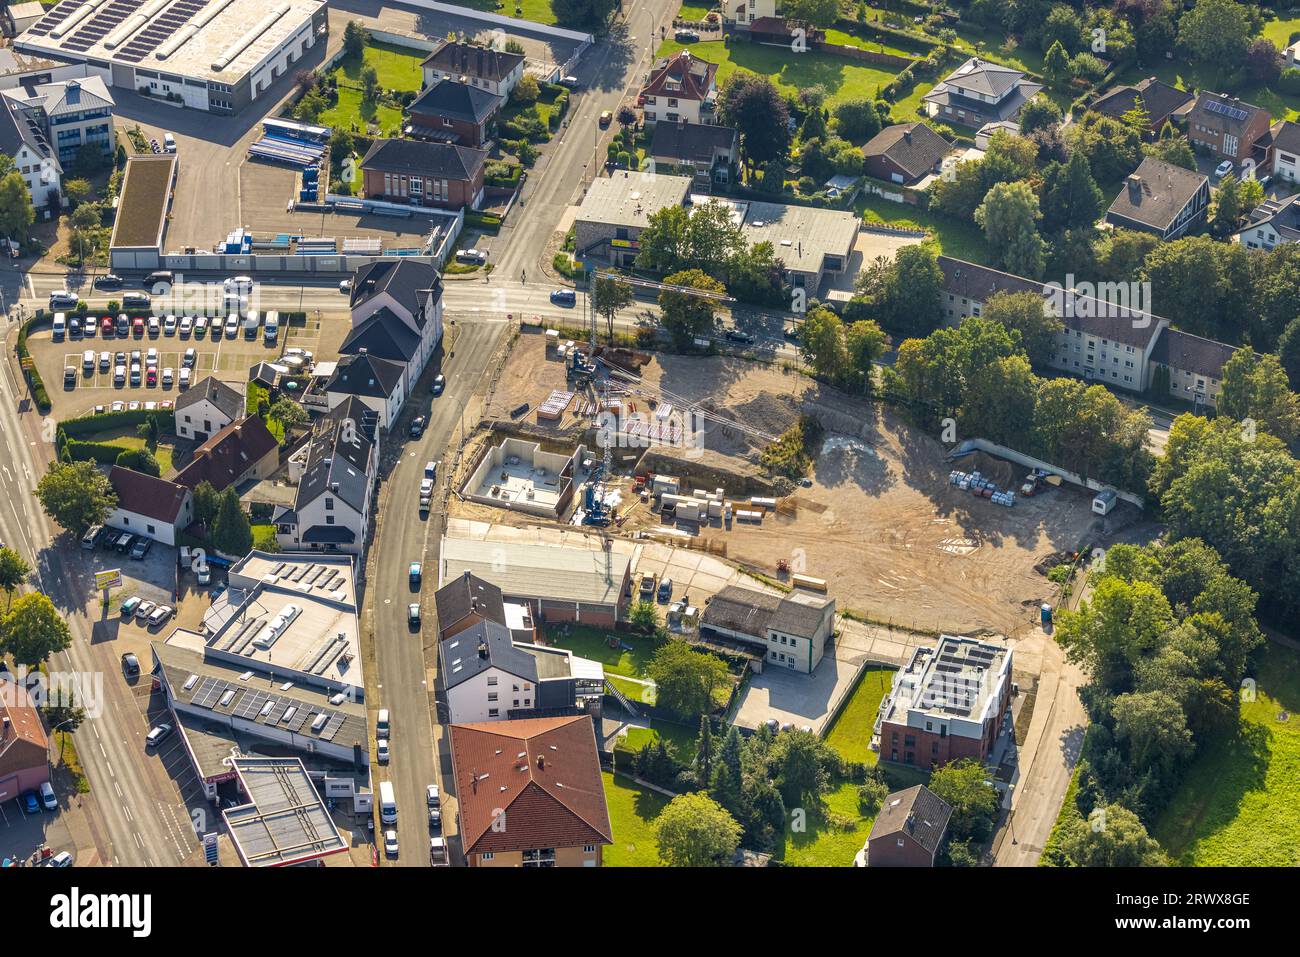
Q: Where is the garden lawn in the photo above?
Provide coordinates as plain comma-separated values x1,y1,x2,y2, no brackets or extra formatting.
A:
602,771,670,866
1260,16,1300,49
316,87,402,137
775,780,875,866
441,0,557,26
855,193,993,265
78,426,175,475
333,40,425,91
543,624,658,678
608,674,656,705
251,522,278,551
1153,642,1300,866
823,667,893,766
620,721,698,760
654,39,899,107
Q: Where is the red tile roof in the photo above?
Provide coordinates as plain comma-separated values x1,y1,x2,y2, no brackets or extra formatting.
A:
0,688,49,778
641,50,717,102
450,715,613,856
108,465,191,524
173,415,279,492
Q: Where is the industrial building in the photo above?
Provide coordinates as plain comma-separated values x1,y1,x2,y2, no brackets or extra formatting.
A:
108,152,177,268
14,0,328,115
872,635,1013,768
221,757,349,867
699,585,836,675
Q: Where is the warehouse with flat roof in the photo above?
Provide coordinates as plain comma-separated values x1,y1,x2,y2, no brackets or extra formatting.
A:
14,0,328,114
109,152,176,266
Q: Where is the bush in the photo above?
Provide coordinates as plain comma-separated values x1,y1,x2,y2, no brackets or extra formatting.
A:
60,408,175,438
760,416,823,478
857,777,889,815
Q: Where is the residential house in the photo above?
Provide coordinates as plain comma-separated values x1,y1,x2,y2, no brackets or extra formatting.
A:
441,620,540,723
106,465,194,546
874,636,1013,767
2,75,113,168
573,170,692,268
174,376,244,442
640,50,718,125
647,120,738,185
938,256,1166,394
1089,76,1193,135
275,397,376,553
1148,327,1238,409
434,570,508,641
449,715,613,866
1260,119,1300,184
923,57,1043,130
1236,191,1300,249
864,785,952,867
700,585,836,675
721,0,781,28
406,79,501,148
322,351,406,431
359,138,487,210
862,122,952,186
0,92,59,210
420,40,525,99
172,415,280,493
1185,92,1271,165
0,687,50,803
1104,157,1209,241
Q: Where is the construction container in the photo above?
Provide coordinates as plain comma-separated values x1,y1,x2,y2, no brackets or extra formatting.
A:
736,510,762,523
791,574,828,594
675,501,703,522
750,496,777,510
652,475,680,496
707,500,722,518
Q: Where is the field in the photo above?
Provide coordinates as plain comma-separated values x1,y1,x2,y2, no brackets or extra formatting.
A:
823,667,894,766
443,0,558,25
653,39,899,107
316,40,425,133
1154,643,1300,866
602,771,672,866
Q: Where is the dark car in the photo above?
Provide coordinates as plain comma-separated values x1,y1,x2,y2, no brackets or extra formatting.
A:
122,292,152,312
725,329,755,344
130,538,152,560
94,274,123,290
674,28,700,41
431,374,445,396
121,652,140,677
550,289,576,306
21,791,40,814
410,416,426,438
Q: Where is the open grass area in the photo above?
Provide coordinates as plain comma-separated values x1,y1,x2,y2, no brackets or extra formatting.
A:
441,0,558,25
316,40,424,133
78,424,175,475
608,673,657,705
823,28,929,61
602,771,671,866
678,1,715,19
1260,15,1300,49
654,39,899,106
1154,643,1300,866
856,193,993,265
316,87,403,136
775,780,873,866
543,624,659,678
620,721,699,760
251,522,278,551
823,667,893,766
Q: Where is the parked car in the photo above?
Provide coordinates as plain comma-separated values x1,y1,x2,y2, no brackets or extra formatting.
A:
130,537,153,560
147,316,160,336
426,784,440,808
338,279,352,294
179,316,193,337
183,347,196,367
431,374,445,395
674,28,700,41
99,351,111,371
194,315,208,336
116,314,130,336
162,367,174,388
179,367,192,389
63,366,76,387
410,415,426,437
145,723,173,747
409,561,422,586
724,329,755,344
94,274,123,290
20,791,40,814
408,602,421,626
49,290,78,309
120,596,141,618
424,461,438,479
163,132,176,153
101,316,115,337
147,605,173,626
377,738,391,763
145,346,158,366
224,314,239,338
114,365,126,386
384,828,399,857
40,781,57,811
455,248,487,265
82,349,95,373
163,314,177,335
559,75,580,88
132,317,145,337
420,477,434,497
146,366,157,387
121,652,141,677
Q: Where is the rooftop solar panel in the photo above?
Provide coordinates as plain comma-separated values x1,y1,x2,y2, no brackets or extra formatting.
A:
233,690,270,720
191,678,231,709
318,712,347,742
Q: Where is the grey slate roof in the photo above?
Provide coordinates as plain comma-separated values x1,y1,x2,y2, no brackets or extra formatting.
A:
1149,328,1239,380
936,57,1025,98
339,307,422,363
648,120,738,163
1244,191,1300,242
175,375,244,422
348,259,442,325
440,620,538,690
360,137,487,182
702,585,830,640
421,40,524,84
409,79,502,124
294,396,375,514
1268,119,1300,157
862,122,951,181
1090,76,1193,128
868,785,952,857
324,351,405,400
434,570,507,632
1106,156,1208,232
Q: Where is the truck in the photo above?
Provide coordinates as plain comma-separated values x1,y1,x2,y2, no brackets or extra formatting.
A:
638,573,656,600
263,310,279,344
379,780,397,824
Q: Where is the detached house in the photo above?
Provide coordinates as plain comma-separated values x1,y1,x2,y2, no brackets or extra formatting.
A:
1237,191,1300,249
434,570,508,641
0,688,50,803
406,79,502,148
1104,156,1209,241
0,92,59,210
700,585,836,675
862,122,953,186
106,465,194,546
449,715,613,867
174,377,244,442
420,40,525,99
640,50,718,125
359,138,487,210
864,785,952,867
722,0,781,28
1186,92,1271,165
1260,119,1300,184
173,415,280,493
923,57,1042,130
1089,76,1193,136
275,397,376,554
648,120,738,185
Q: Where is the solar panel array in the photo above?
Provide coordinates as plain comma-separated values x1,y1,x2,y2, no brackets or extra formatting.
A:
59,0,146,55
22,0,82,38
182,673,351,741
1205,100,1249,122
116,0,210,64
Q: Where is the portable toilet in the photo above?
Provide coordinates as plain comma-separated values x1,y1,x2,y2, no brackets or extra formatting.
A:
1041,603,1053,627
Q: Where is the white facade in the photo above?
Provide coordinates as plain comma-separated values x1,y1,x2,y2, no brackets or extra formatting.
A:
444,666,535,724
421,59,523,99
722,0,780,25
175,396,235,440
8,138,60,209
285,484,370,554
107,494,193,547
324,378,406,432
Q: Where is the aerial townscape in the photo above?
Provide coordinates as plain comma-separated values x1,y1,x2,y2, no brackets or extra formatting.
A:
0,0,1292,925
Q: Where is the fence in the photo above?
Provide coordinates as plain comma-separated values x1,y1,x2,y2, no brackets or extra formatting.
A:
948,437,1146,509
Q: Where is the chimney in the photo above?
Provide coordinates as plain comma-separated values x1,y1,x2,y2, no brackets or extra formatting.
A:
1127,174,1142,200
478,641,488,658
536,753,545,771
2,716,10,740
353,741,365,771
358,346,368,356
471,769,478,794
463,569,472,582
903,129,912,143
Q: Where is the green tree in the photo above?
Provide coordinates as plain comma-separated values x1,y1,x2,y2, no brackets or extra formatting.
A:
192,479,221,530
975,180,1045,278
591,275,633,341
1143,131,1196,171
1218,348,1300,443
0,547,31,607
115,448,161,477
844,319,887,395
982,290,1061,366
551,0,617,29
35,461,116,536
1050,803,1169,867
1018,95,1062,135
928,758,1000,843
655,792,742,866
1112,689,1194,772
717,71,791,175
646,639,731,717
1210,172,1242,234
137,412,161,450
1177,0,1251,68
1040,3,1085,54
1119,96,1151,135
342,20,368,58
783,0,838,27
694,715,715,790
69,202,101,261
64,178,91,204
658,269,725,346
513,73,540,104
628,599,658,633
0,171,35,241
0,592,72,668
269,397,308,429
799,307,849,381
1040,151,1103,233
1056,576,1174,688
635,202,744,276
1277,316,1300,389
768,729,828,807
1043,39,1071,88
360,65,379,103
211,487,253,556
831,98,883,141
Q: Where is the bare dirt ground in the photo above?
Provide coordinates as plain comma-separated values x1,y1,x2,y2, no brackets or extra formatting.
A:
482,334,1146,636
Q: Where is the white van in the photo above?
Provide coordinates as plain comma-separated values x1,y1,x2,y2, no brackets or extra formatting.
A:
379,780,397,824
52,313,67,341
376,708,390,739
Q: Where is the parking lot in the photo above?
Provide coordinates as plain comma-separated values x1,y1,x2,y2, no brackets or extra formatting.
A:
0,789,75,867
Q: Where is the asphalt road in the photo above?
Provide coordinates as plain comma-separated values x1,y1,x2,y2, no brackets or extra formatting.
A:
368,316,507,865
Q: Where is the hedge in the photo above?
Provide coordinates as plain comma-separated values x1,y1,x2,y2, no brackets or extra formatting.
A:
17,314,51,413
60,408,176,438
65,439,128,464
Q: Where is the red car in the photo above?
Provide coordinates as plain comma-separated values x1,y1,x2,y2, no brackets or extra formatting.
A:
101,316,114,337
132,317,144,337
146,366,157,386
